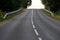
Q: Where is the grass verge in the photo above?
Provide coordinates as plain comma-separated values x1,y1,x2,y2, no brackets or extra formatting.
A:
40,9,60,21
0,9,24,22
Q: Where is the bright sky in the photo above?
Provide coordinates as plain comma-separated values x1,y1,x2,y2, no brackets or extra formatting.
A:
27,0,45,9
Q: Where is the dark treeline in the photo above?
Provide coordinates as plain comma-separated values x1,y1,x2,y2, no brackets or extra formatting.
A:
21,0,31,8
41,0,60,14
0,0,31,12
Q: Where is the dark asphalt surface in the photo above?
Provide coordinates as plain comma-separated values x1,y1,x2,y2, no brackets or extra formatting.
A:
0,9,60,40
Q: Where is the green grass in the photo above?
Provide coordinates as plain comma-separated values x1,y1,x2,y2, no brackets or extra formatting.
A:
40,9,60,21
0,17,4,22
53,14,60,20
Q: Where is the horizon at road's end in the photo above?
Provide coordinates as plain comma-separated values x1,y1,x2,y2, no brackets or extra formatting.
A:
27,0,45,9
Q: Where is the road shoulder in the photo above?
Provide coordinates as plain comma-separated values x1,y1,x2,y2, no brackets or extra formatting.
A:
0,9,25,26
39,9,60,24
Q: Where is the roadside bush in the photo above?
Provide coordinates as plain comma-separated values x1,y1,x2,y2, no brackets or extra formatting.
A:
0,10,6,21
55,10,60,15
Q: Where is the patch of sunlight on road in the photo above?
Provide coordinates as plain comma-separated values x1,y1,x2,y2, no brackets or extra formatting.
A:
27,0,45,9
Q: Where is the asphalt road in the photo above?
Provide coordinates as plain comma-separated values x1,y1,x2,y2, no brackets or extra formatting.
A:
0,9,60,40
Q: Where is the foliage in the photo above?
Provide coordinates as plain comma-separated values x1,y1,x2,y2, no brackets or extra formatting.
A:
21,0,32,8
41,0,60,13
0,10,6,17
0,0,21,12
0,10,6,20
0,0,31,12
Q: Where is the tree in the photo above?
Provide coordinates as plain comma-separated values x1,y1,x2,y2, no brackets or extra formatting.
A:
0,0,31,12
41,0,60,13
21,0,32,8
0,0,21,12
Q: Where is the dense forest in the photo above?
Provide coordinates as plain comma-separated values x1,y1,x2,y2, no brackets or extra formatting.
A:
41,0,60,14
0,0,31,12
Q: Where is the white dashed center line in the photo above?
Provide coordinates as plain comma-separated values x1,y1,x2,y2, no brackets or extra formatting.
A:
38,37,42,40
34,29,39,36
32,25,36,29
31,10,42,40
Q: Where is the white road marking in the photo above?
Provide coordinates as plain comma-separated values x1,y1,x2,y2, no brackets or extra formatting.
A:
38,37,42,40
32,21,33,25
31,9,33,25
32,25,36,29
31,10,42,40
34,29,39,36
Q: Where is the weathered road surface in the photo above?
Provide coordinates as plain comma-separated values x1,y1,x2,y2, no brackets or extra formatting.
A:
0,9,60,40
